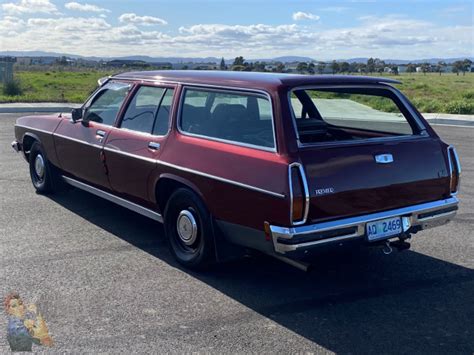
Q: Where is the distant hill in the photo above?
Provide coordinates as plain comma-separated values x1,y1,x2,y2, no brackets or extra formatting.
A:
1,51,472,65
341,57,474,64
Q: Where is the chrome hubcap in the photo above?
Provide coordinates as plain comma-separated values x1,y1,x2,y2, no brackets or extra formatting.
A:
176,210,198,246
34,154,45,179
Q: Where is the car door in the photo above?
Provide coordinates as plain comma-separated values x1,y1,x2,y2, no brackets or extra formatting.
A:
54,81,132,189
103,84,176,207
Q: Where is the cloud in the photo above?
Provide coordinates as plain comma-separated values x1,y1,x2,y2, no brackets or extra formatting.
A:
292,11,320,21
1,0,59,14
0,14,472,60
64,2,110,13
118,13,167,26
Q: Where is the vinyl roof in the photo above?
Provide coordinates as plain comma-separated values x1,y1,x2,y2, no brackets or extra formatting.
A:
113,70,400,90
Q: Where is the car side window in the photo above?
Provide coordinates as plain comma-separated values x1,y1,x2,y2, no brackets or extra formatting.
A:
121,86,166,134
180,88,275,149
120,86,174,135
84,82,130,126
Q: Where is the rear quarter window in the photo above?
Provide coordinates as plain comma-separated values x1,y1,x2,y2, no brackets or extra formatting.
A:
180,88,275,150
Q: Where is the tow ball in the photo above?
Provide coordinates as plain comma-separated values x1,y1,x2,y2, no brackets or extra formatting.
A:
382,236,411,255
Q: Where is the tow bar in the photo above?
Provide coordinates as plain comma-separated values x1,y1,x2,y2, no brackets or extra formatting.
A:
382,236,411,255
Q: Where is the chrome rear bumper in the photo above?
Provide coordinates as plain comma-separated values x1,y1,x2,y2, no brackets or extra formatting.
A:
11,140,21,153
270,197,459,254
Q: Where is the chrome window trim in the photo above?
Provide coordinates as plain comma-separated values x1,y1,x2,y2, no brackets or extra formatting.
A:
447,145,461,195
176,85,278,153
62,176,163,223
287,84,428,148
288,162,310,226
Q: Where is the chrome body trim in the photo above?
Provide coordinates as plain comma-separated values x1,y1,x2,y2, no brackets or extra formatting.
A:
287,84,428,148
53,132,103,149
15,124,53,136
288,162,310,226
270,196,458,254
103,146,157,164
62,176,164,223
447,145,461,195
176,85,278,153
157,159,286,199
101,147,285,198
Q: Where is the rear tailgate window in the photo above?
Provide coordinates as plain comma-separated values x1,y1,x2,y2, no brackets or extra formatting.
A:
290,87,421,144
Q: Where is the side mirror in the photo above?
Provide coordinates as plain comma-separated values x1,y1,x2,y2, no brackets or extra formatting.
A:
71,108,83,123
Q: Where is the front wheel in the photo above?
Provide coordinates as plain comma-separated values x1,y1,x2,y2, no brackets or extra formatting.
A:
29,142,57,194
164,188,216,270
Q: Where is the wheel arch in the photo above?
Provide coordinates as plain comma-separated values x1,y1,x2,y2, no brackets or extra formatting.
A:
22,132,41,160
154,173,207,215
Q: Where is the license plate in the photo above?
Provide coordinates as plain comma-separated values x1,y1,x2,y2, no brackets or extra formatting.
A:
366,217,402,242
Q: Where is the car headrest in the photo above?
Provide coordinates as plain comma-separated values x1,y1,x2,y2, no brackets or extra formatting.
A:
212,104,247,123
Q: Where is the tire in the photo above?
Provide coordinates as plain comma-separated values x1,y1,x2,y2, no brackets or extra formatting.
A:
28,141,58,194
164,188,216,270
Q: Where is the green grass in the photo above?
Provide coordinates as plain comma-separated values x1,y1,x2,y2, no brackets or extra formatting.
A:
1,70,473,114
0,70,112,103
395,73,474,114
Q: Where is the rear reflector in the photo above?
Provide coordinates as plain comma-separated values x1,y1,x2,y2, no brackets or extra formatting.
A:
448,146,461,194
289,163,309,225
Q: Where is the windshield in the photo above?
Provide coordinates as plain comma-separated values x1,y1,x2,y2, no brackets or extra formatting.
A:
289,87,419,144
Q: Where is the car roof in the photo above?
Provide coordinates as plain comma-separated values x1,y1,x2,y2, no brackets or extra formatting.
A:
112,70,400,91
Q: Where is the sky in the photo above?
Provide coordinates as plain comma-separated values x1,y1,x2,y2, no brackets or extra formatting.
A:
0,0,473,60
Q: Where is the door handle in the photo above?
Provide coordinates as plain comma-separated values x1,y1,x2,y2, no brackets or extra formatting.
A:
148,142,161,150
96,130,106,137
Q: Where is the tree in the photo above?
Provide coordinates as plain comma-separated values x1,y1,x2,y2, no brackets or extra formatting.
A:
296,62,308,74
366,58,376,74
462,59,473,75
339,61,350,73
374,59,385,74
330,60,339,74
252,61,266,72
420,62,430,75
390,65,399,75
316,62,326,74
275,63,285,73
233,56,245,66
307,62,315,75
219,57,226,70
406,63,416,73
349,62,359,73
434,61,445,75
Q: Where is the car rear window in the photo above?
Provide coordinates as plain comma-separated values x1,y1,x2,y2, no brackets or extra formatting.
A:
289,87,418,144
180,88,275,150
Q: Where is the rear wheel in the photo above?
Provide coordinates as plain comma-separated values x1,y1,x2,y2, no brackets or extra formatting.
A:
164,188,216,269
29,142,58,194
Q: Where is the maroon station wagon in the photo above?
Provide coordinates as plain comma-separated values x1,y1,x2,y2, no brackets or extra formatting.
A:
12,71,461,270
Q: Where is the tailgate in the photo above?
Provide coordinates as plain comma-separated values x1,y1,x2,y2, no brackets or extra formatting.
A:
300,137,451,223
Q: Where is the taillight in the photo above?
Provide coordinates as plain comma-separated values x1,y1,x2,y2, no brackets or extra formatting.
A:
447,146,461,194
289,163,309,225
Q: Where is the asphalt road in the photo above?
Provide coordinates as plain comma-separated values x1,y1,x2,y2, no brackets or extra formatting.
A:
0,113,473,354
